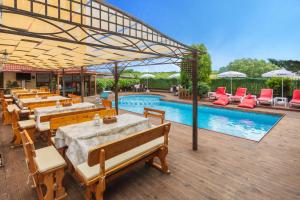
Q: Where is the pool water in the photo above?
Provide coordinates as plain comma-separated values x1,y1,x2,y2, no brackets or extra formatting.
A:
117,95,282,141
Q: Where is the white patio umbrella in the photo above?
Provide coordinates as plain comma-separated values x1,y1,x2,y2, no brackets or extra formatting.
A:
140,73,155,78
262,69,295,97
217,71,247,94
140,73,155,92
168,73,180,79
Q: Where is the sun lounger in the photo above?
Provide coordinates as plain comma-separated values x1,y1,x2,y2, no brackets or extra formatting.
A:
213,95,229,106
257,89,273,105
209,87,226,100
289,90,300,107
238,94,257,109
230,87,247,102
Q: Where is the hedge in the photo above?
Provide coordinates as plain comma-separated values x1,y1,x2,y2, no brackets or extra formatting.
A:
140,78,178,90
211,78,300,97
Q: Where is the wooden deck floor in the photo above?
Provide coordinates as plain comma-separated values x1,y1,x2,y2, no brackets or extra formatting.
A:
1,100,300,200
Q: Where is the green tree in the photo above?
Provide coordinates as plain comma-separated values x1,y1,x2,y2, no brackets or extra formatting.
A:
192,44,212,84
219,58,278,77
269,59,300,73
180,43,212,87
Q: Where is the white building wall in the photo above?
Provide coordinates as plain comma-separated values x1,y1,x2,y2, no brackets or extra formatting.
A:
3,72,36,89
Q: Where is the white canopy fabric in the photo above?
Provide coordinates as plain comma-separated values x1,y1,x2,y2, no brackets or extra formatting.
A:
262,69,295,98
217,71,247,78
168,73,180,78
0,0,194,70
217,71,247,94
140,74,155,78
262,69,295,78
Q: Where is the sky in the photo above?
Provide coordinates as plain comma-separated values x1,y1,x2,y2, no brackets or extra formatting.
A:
106,0,300,72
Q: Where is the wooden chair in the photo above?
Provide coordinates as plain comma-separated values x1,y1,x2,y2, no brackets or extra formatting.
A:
11,109,36,146
20,130,67,200
144,107,165,124
2,100,11,125
102,100,112,109
75,123,171,200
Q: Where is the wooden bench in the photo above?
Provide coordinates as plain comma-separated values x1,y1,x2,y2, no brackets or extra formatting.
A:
75,122,171,200
144,107,165,124
20,130,67,200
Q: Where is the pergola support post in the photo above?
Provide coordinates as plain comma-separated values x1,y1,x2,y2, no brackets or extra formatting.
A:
114,62,119,114
192,52,198,151
62,68,65,97
81,66,84,102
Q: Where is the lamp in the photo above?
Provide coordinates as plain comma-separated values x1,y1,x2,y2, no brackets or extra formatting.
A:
0,49,8,71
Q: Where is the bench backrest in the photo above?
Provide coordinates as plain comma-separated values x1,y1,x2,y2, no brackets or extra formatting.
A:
18,92,53,99
102,99,112,109
88,122,171,167
144,107,165,124
20,130,37,177
42,107,104,123
50,108,116,131
25,98,71,108
28,101,57,111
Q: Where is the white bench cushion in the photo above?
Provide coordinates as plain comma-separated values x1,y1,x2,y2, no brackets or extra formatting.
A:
34,146,66,173
76,137,164,181
18,119,36,129
28,114,35,120
37,122,50,132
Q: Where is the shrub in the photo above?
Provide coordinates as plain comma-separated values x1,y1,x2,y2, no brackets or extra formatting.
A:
118,79,139,91
140,78,178,90
211,78,267,95
188,81,210,97
97,79,114,92
6,80,19,88
266,77,292,97
97,78,139,92
198,82,210,97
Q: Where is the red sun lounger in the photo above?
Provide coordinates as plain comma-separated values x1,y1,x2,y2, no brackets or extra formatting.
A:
213,95,229,106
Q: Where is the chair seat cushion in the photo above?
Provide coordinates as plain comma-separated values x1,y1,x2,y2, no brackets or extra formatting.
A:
50,137,55,144
18,119,36,129
29,114,35,120
37,122,50,132
76,137,164,181
34,146,66,173
20,109,30,114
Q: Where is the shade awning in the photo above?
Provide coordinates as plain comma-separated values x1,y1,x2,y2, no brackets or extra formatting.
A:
0,0,195,70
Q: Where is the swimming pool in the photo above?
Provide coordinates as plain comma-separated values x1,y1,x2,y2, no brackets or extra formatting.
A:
117,95,282,141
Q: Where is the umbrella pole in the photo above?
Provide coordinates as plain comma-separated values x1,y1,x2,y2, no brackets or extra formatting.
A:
281,77,284,98
231,77,233,95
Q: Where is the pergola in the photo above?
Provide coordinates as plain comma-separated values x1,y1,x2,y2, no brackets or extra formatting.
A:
0,0,200,150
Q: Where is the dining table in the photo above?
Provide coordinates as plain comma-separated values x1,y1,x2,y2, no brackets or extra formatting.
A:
54,113,152,166
17,96,69,109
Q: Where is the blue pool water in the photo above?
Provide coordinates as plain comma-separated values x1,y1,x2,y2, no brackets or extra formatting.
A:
117,95,282,141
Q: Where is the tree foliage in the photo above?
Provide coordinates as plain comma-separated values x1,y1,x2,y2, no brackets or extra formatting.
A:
269,59,300,73
180,43,212,88
219,58,278,77
266,77,292,97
